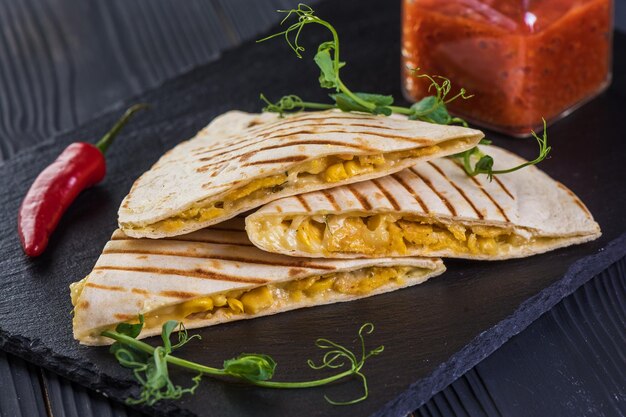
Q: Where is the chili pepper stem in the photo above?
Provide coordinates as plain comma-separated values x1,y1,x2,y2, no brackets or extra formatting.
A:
96,104,149,154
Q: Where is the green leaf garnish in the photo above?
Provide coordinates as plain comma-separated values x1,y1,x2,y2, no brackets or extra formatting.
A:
106,319,202,406
102,318,383,406
332,92,394,115
314,44,344,89
458,118,551,180
115,315,144,338
257,3,551,179
260,94,334,116
223,353,277,381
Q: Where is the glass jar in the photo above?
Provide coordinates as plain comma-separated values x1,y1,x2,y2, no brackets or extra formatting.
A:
401,0,613,136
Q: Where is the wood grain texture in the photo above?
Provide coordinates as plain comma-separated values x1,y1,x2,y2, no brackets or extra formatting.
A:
0,351,47,417
0,0,308,161
416,257,626,417
0,0,624,414
0,2,310,417
38,258,625,417
42,370,145,417
0,0,624,417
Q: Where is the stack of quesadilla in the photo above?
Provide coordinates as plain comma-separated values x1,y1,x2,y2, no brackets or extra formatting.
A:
246,145,601,260
118,110,483,238
70,110,600,344
71,219,445,345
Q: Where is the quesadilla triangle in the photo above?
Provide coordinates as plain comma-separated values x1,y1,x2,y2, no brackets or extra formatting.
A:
118,109,483,239
246,145,602,260
70,220,445,345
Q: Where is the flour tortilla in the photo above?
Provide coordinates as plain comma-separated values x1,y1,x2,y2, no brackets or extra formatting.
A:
118,110,482,238
246,145,601,260
71,219,445,345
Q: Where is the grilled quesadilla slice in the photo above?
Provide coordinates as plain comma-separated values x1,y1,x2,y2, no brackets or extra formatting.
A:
247,145,601,260
71,220,445,345
118,110,483,239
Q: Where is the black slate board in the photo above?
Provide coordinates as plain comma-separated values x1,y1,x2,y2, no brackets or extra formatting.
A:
0,1,625,416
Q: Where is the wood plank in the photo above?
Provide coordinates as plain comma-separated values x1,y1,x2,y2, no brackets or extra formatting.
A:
0,351,47,417
0,1,623,417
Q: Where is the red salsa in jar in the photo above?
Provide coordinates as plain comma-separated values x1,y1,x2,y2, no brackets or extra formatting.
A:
402,0,613,136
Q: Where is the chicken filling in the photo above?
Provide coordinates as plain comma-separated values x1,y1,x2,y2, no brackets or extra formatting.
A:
72,265,429,336
122,146,442,234
253,214,541,257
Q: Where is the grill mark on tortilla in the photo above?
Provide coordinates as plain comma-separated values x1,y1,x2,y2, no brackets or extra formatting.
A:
236,117,422,158
410,167,457,216
194,126,301,158
246,119,263,128
195,136,250,157
198,115,401,159
257,120,406,137
201,181,236,190
84,283,125,291
465,172,511,222
556,183,592,218
428,162,483,219
322,190,339,210
132,288,150,295
248,139,376,153
289,268,305,277
196,161,228,173
263,129,427,144
198,133,384,177
493,176,515,200
212,140,260,159
264,121,399,132
243,156,308,166
296,195,311,212
114,314,135,320
348,123,395,130
372,179,401,210
390,173,429,213
160,290,201,299
359,131,429,143
200,139,377,164
347,185,372,210
248,113,394,136
116,226,251,246
93,266,268,284
101,249,336,270
448,160,511,221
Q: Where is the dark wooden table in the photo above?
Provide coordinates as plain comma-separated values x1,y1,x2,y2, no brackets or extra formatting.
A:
0,1,624,416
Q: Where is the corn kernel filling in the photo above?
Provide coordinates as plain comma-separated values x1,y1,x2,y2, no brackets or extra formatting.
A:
124,146,441,234
255,213,541,257
140,265,421,330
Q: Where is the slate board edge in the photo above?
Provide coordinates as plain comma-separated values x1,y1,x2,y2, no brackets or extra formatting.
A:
0,232,623,417
0,11,624,415
0,335,178,417
372,231,626,417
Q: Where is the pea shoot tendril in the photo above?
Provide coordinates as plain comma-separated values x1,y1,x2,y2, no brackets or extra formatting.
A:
102,317,383,406
257,3,551,180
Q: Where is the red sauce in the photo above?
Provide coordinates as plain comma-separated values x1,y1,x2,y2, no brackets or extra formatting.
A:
402,0,612,136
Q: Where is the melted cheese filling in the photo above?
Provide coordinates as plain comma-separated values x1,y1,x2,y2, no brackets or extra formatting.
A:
141,265,421,330
74,265,429,337
123,147,442,234
254,214,546,257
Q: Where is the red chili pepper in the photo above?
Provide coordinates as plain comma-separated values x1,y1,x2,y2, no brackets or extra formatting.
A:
18,104,148,257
